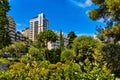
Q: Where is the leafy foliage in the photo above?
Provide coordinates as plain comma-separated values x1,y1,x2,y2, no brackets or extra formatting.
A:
89,1,120,77
0,60,114,80
73,36,103,63
28,46,44,61
0,42,27,58
67,31,77,49
0,0,10,49
49,48,61,64
37,30,57,60
37,30,57,48
60,30,64,50
89,0,120,43
61,49,75,62
0,0,117,79
79,58,114,80
102,44,120,77
103,24,120,43
89,0,120,22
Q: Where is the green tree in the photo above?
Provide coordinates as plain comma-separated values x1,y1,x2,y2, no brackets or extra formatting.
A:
9,62,26,79
67,31,77,49
0,42,27,58
27,39,33,47
37,30,57,48
73,36,103,63
104,24,120,43
0,70,13,80
60,30,64,50
79,58,114,80
12,42,26,57
49,48,61,64
102,44,120,77
89,0,120,43
89,0,120,77
61,49,75,62
37,30,57,60
89,0,118,23
0,60,115,79
28,47,44,61
0,0,10,49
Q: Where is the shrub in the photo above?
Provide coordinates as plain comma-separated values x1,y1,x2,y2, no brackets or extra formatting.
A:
28,47,44,61
61,49,75,62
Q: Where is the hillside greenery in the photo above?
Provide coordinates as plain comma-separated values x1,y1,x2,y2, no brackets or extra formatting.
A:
2,0,120,79
0,34,115,79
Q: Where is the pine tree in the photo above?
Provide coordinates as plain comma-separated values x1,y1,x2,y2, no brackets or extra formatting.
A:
37,30,57,60
89,0,120,43
0,0,10,49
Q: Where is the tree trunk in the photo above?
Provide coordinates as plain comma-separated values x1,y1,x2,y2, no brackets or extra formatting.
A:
45,42,50,61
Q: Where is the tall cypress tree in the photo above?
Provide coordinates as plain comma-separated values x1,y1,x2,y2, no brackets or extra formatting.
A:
0,0,10,49
67,31,77,49
60,30,64,50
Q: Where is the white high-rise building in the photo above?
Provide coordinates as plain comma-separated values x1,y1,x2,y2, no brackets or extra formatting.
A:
47,32,69,50
29,13,49,41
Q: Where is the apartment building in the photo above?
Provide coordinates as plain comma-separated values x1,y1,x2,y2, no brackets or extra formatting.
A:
29,13,49,41
6,15,16,43
21,27,30,38
47,32,69,50
15,31,28,42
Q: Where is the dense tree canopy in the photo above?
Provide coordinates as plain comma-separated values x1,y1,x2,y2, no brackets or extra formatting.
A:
61,49,75,62
73,36,103,63
89,0,120,43
89,0,120,23
37,30,57,60
0,0,117,79
67,31,77,49
0,0,10,48
89,0,120,77
28,46,44,61
37,30,57,48
102,44,120,76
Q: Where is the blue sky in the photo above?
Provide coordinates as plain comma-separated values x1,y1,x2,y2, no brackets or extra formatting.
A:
8,0,105,36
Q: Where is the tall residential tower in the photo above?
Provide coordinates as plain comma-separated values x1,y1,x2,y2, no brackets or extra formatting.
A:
29,13,49,41
6,15,16,43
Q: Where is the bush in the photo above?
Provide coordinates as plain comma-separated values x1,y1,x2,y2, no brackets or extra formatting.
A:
73,36,103,63
61,49,75,62
28,47,44,61
0,42,27,58
79,58,114,80
49,48,61,63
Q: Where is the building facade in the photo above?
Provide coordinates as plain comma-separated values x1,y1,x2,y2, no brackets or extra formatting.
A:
47,32,68,50
29,13,49,41
21,27,30,38
15,31,28,42
6,15,16,43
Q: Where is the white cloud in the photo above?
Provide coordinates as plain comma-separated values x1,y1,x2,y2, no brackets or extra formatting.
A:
76,33,96,37
16,23,27,27
85,10,90,16
75,31,96,38
16,23,28,31
70,0,92,8
16,23,22,27
97,18,104,23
